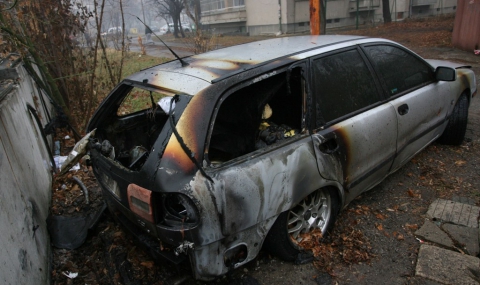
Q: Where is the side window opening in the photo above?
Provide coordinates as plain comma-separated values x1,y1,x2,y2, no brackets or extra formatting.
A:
312,49,380,125
363,45,435,96
208,68,304,164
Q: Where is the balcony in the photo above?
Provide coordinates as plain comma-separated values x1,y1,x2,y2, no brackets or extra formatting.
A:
348,0,380,12
412,0,438,6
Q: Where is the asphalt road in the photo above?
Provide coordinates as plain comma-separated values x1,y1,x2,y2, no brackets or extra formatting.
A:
129,37,194,58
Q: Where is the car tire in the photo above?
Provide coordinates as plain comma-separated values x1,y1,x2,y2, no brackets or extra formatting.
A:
437,94,469,145
263,188,339,261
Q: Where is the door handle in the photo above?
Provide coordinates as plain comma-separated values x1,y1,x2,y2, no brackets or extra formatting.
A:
398,104,409,116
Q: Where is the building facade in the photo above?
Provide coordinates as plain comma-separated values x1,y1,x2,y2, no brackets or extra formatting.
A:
200,0,458,35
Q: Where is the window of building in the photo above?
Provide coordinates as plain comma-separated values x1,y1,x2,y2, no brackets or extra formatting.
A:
202,0,244,11
233,0,245,7
312,49,379,124
201,0,226,12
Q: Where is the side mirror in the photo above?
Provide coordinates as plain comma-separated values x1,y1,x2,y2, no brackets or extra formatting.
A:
435,66,456,81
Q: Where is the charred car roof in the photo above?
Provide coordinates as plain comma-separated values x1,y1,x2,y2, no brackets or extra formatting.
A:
127,35,370,93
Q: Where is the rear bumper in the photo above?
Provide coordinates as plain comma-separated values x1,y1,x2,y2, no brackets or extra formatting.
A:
102,190,187,264
100,186,270,281
101,189,234,281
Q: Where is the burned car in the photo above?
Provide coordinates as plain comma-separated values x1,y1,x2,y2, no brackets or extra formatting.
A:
86,35,476,280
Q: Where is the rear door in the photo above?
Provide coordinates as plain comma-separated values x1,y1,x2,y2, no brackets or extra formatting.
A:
205,63,325,235
310,47,398,204
362,44,451,172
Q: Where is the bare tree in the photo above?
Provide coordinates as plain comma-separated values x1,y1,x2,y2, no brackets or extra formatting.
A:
183,0,201,32
382,0,392,23
183,0,219,54
150,0,186,38
0,0,133,131
0,0,88,117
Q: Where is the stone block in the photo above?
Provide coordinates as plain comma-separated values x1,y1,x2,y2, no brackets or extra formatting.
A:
426,199,479,228
416,244,480,285
415,220,453,249
442,223,480,256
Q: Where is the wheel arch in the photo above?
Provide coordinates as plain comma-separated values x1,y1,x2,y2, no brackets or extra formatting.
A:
459,88,472,105
262,183,345,261
267,181,346,234
319,182,346,212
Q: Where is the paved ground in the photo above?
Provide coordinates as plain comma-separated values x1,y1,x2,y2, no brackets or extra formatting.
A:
415,198,480,284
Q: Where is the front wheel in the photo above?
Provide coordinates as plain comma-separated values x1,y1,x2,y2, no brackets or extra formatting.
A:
263,188,339,261
437,94,469,145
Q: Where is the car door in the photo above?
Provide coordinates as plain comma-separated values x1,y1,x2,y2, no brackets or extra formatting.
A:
310,47,398,204
205,62,326,235
362,44,452,172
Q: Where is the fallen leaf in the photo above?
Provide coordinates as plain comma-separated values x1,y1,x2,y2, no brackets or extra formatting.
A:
376,224,383,231
405,223,418,230
454,160,466,166
407,189,415,197
375,213,386,220
71,184,80,192
140,261,154,269
397,234,404,240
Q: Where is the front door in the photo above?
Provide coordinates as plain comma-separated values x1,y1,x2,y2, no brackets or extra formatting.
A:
310,47,398,204
362,44,451,172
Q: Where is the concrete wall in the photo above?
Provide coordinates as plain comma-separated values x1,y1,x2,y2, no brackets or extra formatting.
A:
0,58,53,285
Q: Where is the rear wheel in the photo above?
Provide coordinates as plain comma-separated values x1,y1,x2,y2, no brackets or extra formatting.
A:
264,188,339,261
438,94,469,145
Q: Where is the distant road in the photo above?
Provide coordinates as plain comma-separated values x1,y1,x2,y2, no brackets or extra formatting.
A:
128,37,194,59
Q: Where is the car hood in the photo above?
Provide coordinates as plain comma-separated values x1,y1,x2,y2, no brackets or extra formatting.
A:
425,59,472,69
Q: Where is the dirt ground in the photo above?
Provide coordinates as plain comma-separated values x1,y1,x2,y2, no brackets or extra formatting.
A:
51,15,480,285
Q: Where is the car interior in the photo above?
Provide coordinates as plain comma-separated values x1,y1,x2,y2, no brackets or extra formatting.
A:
207,67,304,164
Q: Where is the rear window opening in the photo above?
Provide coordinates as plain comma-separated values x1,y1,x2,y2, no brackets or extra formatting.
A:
208,67,304,164
93,85,177,171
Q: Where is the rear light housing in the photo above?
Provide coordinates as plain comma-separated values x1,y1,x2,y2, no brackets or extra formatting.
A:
161,193,199,227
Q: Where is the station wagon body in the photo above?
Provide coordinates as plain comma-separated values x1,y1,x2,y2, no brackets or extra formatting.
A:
86,35,476,280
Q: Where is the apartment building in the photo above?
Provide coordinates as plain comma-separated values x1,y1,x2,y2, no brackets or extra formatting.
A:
200,0,458,35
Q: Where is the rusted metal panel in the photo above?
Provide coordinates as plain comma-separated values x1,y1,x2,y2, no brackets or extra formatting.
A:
452,1,480,51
